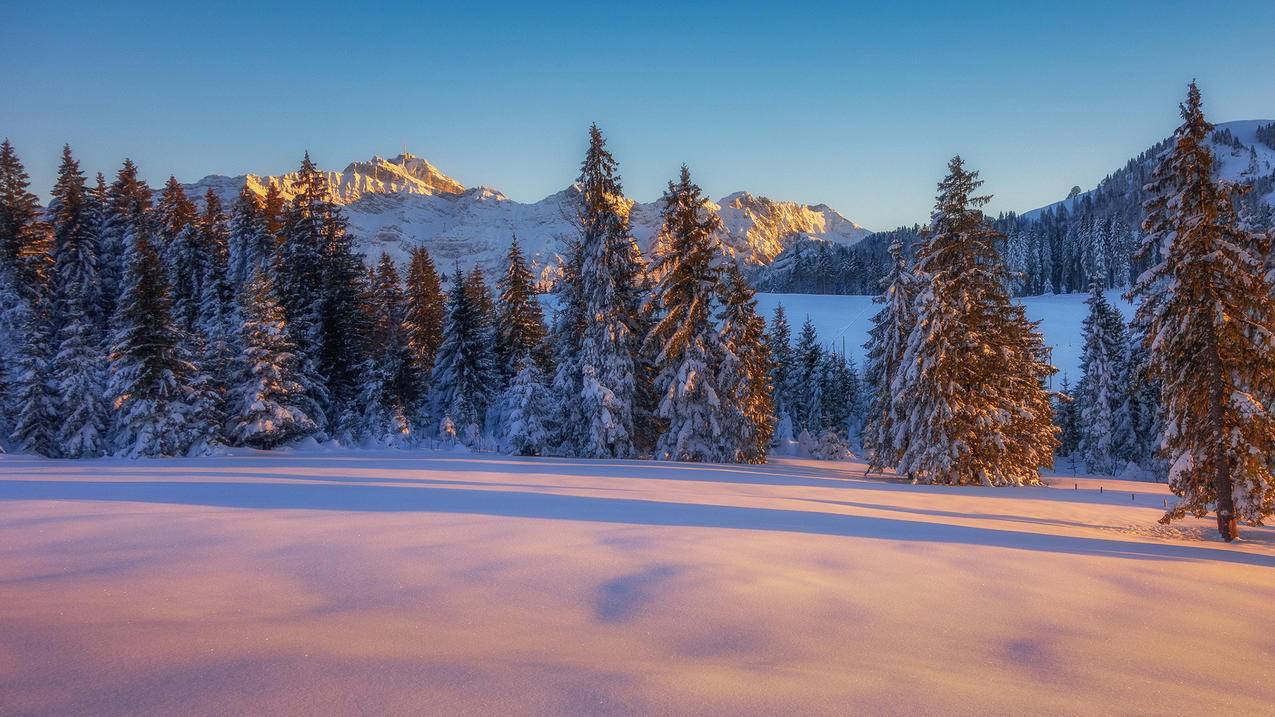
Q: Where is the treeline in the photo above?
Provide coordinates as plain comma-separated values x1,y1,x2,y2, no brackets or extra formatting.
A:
0,128,861,462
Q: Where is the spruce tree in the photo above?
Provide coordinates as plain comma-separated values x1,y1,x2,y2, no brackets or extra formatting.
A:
403,246,445,426
1055,374,1080,458
1132,82,1275,540
645,166,727,462
717,263,775,464
359,253,413,443
229,268,318,448
896,156,1057,486
8,290,58,456
792,317,824,438
498,355,553,456
229,185,269,292
1076,281,1125,474
766,304,795,443
495,237,549,382
574,124,647,458
102,159,152,329
107,229,200,457
193,189,237,447
49,145,106,457
428,270,496,444
0,139,48,298
547,239,587,455
863,237,918,470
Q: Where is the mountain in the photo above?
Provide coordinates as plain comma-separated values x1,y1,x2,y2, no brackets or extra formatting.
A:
185,152,871,283
752,119,1275,297
1022,119,1275,223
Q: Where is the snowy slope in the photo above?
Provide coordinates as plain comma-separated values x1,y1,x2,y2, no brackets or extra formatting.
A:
185,153,871,282
1023,119,1275,221
756,290,1133,383
2,450,1271,716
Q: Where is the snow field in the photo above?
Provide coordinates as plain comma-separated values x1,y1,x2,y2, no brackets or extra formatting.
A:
1,450,1272,716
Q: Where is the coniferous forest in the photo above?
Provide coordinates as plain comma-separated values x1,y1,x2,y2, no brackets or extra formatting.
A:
2,83,1273,539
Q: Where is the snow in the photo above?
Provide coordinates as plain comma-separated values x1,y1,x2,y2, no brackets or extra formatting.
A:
183,154,872,283
2,449,1272,715
756,289,1134,383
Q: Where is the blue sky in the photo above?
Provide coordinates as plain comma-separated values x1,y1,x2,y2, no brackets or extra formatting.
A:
3,1,1272,229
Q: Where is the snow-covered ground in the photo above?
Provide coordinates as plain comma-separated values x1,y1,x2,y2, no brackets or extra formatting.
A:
2,450,1272,716
757,290,1133,383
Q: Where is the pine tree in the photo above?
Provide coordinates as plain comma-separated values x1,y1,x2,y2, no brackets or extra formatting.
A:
863,237,918,470
403,246,445,427
107,229,200,457
1054,374,1080,458
895,156,1057,486
574,124,647,458
495,237,549,382
229,185,270,292
229,268,318,448
49,145,106,457
102,159,152,329
0,139,48,299
766,304,795,443
428,270,496,444
547,238,587,455
498,355,553,456
792,317,824,437
1076,281,1126,474
1132,82,1275,540
644,166,727,462
192,189,237,448
717,263,775,464
8,288,57,456
359,253,413,443
275,153,332,435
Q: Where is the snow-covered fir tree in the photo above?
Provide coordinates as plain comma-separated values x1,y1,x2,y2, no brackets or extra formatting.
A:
428,269,497,444
229,268,318,449
495,237,548,382
644,166,727,462
766,304,795,444
573,124,647,459
1054,374,1080,458
403,245,445,427
107,229,201,457
228,185,271,293
1132,82,1275,540
49,145,106,457
895,156,1057,486
547,238,586,455
1075,280,1127,474
862,236,918,471
101,159,152,329
717,263,775,464
791,316,824,438
0,139,48,299
8,291,58,456
358,253,413,444
498,354,553,456
191,188,238,449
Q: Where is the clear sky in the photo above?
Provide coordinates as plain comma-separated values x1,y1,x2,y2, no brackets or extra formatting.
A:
3,1,1273,230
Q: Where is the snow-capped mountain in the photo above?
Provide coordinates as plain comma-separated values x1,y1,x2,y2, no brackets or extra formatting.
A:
184,153,871,282
1023,119,1275,222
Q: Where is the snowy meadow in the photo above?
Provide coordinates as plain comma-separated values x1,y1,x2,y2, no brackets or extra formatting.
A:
2,450,1272,716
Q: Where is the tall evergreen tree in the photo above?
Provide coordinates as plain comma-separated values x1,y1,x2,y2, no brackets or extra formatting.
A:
0,139,48,299
645,166,727,462
49,145,106,457
896,156,1057,486
102,159,152,328
1076,281,1126,474
863,237,919,470
495,237,549,381
574,124,647,458
717,263,775,464
547,238,587,455
107,230,200,457
1132,82,1275,540
228,185,270,292
498,355,553,456
766,304,795,442
403,246,445,426
428,269,496,444
359,253,413,443
229,268,318,448
791,317,824,437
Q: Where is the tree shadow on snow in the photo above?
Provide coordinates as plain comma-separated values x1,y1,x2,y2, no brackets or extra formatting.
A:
2,479,1273,568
